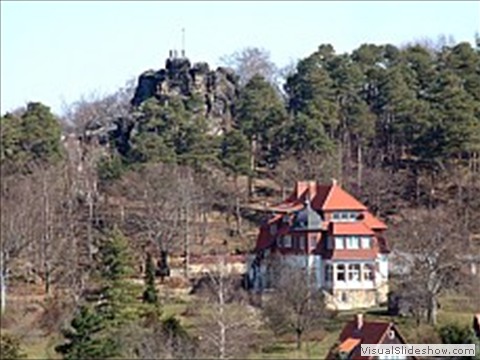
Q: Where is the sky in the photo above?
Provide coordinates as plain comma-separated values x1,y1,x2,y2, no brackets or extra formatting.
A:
1,1,479,115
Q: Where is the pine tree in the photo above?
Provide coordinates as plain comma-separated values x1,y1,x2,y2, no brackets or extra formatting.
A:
55,305,119,360
142,252,158,305
96,227,138,327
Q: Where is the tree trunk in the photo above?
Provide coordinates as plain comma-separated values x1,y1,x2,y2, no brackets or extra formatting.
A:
184,204,190,278
0,271,6,314
357,143,363,190
295,329,302,350
234,176,242,236
218,258,226,360
0,253,7,314
338,140,343,185
87,189,94,262
42,172,51,296
248,138,256,199
427,296,438,326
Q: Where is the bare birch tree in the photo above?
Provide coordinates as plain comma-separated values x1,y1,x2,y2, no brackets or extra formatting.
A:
193,254,261,359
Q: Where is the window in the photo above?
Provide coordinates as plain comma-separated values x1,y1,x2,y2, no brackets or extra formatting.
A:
298,235,305,250
284,235,292,248
324,264,333,282
348,264,361,281
361,236,371,249
276,236,283,248
346,236,360,249
335,237,344,249
363,263,374,281
337,264,346,281
332,211,359,222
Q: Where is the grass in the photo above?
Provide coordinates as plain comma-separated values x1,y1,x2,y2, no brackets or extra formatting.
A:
12,289,479,359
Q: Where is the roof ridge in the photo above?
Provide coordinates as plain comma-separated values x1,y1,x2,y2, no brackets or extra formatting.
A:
322,184,335,210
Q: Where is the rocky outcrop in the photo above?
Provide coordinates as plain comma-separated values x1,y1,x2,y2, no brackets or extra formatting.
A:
131,54,240,134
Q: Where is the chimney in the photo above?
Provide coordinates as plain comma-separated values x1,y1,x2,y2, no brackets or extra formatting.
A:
295,181,309,198
331,178,338,186
355,313,363,330
308,181,317,201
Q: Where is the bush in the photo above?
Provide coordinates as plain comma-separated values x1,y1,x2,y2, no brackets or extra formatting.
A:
0,333,25,359
97,154,125,183
438,323,477,344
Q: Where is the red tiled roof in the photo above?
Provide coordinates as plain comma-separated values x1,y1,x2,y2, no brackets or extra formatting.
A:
269,200,304,213
256,181,388,255
330,249,377,260
331,222,375,235
337,321,394,360
320,184,367,211
363,212,387,230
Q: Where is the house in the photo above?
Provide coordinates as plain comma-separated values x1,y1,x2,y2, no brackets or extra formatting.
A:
326,314,415,360
247,180,389,309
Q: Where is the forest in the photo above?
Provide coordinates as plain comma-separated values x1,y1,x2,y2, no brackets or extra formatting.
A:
1,38,480,359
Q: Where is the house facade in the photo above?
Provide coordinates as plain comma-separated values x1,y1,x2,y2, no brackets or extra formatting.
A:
247,180,389,310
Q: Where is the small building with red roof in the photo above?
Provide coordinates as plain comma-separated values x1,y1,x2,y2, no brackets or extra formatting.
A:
247,180,390,309
326,314,415,359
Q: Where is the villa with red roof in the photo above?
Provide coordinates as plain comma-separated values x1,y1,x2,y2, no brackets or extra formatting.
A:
247,180,390,309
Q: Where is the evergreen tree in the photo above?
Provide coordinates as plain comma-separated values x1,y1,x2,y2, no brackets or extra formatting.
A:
142,252,158,305
1,102,62,175
220,129,251,177
96,227,138,327
235,75,287,194
220,129,251,234
55,305,119,360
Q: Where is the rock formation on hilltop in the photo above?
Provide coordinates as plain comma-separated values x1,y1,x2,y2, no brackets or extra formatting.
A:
131,51,240,134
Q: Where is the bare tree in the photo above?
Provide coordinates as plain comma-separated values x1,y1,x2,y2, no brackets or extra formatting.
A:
0,174,43,313
391,206,468,325
122,164,181,256
60,78,135,135
262,261,328,350
116,318,197,359
219,47,278,87
193,254,261,359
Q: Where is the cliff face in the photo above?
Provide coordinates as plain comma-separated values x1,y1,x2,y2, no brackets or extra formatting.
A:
131,55,240,134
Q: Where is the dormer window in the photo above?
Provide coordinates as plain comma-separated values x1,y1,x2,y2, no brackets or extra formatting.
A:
332,211,359,222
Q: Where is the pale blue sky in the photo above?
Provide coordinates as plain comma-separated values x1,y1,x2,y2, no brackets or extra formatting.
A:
1,1,479,115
